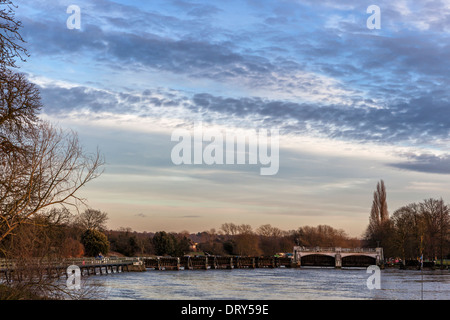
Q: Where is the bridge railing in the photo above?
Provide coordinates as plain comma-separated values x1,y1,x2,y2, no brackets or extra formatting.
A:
340,248,376,253
293,247,335,252
294,247,378,253
0,257,141,270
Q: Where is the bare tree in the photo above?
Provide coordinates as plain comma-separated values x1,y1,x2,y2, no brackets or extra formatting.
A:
237,224,253,235
0,0,29,70
365,180,392,248
256,224,283,238
370,179,389,226
0,121,104,244
391,204,422,260
0,70,42,154
220,222,239,238
75,209,109,231
392,199,450,262
420,198,449,262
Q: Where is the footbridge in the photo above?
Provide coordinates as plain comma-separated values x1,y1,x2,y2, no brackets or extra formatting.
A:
293,247,383,268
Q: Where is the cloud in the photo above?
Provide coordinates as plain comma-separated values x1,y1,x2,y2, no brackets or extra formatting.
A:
135,213,147,218
389,153,450,174
35,78,450,151
19,0,450,179
17,0,450,107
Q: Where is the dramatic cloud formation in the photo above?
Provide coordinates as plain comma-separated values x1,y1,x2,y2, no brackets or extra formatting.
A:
13,0,450,235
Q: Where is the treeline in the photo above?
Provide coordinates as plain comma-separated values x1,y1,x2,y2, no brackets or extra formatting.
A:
0,208,110,259
3,183,448,262
105,223,362,257
192,223,362,257
3,205,364,259
3,210,365,259
364,180,450,262
3,188,449,263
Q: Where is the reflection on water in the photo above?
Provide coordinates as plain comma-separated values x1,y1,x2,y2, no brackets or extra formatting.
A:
87,268,449,300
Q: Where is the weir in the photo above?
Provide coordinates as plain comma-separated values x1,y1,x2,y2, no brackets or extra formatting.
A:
0,248,384,281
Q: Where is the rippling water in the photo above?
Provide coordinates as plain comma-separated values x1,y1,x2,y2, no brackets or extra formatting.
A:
82,267,450,300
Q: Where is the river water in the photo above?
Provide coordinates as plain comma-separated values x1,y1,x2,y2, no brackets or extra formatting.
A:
85,267,449,300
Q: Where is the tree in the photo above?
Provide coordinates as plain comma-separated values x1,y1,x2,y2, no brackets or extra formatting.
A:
80,229,109,257
369,180,389,227
296,225,351,247
220,222,239,238
234,233,261,256
391,204,422,260
75,209,109,231
232,225,261,256
0,1,104,247
108,228,140,257
0,70,41,153
173,234,191,256
0,1,103,299
256,224,287,256
364,180,393,251
0,122,104,244
0,0,29,70
152,231,176,256
419,198,449,262
256,224,283,238
391,198,450,262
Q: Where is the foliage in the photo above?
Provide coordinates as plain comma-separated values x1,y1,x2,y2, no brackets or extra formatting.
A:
391,198,450,261
80,229,109,257
108,230,140,256
152,231,190,256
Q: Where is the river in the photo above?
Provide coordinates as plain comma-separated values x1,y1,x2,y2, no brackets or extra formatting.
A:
84,267,449,300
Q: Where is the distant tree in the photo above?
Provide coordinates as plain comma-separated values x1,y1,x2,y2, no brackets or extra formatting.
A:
222,240,235,255
257,224,286,256
420,198,450,262
297,225,350,247
173,235,191,256
389,198,450,261
220,222,239,238
370,180,389,227
364,180,394,252
75,209,109,231
256,224,283,238
391,203,422,260
108,228,141,257
234,233,261,256
81,229,109,257
152,231,176,256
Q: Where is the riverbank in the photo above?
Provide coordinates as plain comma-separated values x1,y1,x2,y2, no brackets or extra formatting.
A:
0,283,51,300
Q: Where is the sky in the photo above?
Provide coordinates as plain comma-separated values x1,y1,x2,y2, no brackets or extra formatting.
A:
11,0,450,237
